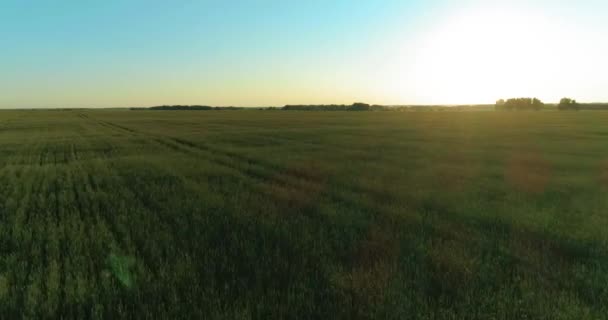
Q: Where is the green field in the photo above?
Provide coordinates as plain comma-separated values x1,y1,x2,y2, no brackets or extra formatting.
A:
0,110,607,319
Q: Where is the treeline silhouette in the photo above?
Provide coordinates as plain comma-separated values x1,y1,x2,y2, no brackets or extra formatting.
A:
558,98,579,110
130,104,492,112
129,100,608,112
495,97,608,111
131,105,247,111
131,103,388,111
282,102,386,111
495,98,545,111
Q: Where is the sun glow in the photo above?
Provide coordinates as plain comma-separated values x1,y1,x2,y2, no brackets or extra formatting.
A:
386,4,602,105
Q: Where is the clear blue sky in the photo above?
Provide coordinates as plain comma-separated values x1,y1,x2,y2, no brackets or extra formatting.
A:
1,0,607,107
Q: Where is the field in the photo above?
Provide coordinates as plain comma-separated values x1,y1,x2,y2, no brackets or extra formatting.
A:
0,110,607,319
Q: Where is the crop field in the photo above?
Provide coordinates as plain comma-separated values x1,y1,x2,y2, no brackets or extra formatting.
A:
0,110,607,319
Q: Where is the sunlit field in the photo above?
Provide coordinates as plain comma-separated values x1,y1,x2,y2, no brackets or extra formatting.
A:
0,110,607,319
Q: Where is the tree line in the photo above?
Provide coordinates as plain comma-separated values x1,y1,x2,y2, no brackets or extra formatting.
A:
132,105,246,111
128,99,608,112
495,98,545,111
132,103,388,111
557,98,579,110
282,103,387,111
495,97,588,111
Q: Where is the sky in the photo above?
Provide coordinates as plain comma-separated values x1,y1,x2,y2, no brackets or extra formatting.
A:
1,0,607,108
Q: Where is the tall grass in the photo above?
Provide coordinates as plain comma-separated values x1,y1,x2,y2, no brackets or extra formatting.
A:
0,109,605,318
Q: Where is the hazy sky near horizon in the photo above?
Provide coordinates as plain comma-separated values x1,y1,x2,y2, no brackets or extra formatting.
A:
1,0,607,108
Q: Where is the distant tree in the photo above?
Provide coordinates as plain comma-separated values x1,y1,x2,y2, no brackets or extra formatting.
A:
532,98,544,111
282,103,375,111
496,98,544,111
558,98,579,111
495,99,510,111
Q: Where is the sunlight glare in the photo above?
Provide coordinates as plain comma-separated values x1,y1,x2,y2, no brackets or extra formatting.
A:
398,5,584,104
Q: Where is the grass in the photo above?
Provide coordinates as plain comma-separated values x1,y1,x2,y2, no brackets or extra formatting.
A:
0,109,606,319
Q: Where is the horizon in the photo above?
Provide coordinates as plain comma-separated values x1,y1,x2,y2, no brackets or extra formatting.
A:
2,0,608,108
9,100,608,111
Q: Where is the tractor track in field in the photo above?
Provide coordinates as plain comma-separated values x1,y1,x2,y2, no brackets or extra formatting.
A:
76,112,407,218
77,113,316,189
66,122,143,263
92,113,404,215
155,134,406,214
13,160,49,315
51,171,67,318
77,113,200,271
9,118,129,316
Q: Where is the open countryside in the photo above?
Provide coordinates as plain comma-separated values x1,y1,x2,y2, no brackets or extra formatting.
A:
0,109,606,318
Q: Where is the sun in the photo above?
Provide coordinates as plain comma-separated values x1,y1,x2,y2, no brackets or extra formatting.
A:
400,4,567,105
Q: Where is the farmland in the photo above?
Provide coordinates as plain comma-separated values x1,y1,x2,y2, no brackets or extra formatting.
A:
0,110,607,319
